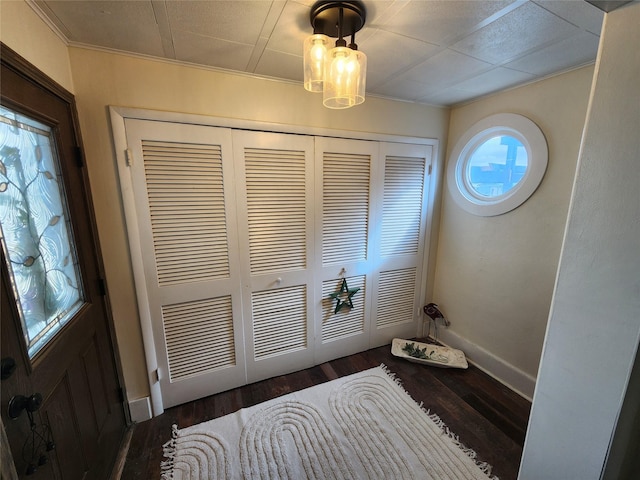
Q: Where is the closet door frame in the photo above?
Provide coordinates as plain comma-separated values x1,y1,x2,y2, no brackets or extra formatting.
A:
110,106,439,417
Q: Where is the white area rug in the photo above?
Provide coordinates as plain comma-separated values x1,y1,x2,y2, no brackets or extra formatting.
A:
161,365,497,479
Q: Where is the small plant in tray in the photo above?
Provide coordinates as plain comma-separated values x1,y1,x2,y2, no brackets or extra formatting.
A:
402,342,437,360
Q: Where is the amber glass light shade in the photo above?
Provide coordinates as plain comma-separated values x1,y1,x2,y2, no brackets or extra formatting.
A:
350,49,367,106
303,34,330,92
322,46,358,109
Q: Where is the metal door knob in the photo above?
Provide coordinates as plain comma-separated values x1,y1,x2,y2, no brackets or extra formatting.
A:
8,393,43,419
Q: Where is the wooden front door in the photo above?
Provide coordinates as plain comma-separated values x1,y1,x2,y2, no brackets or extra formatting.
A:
0,45,126,479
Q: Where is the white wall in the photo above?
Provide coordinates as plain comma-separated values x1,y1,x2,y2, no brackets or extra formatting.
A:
432,65,594,398
0,0,74,92
519,3,640,478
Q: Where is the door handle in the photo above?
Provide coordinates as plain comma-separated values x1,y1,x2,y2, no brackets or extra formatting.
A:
7,392,55,476
8,392,42,419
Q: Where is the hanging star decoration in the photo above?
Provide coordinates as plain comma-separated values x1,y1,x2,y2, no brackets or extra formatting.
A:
329,278,360,314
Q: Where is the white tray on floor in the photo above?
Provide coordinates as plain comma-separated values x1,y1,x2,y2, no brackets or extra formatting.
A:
391,338,468,369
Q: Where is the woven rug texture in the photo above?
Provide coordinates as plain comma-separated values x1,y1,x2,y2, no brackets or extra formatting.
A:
161,365,497,479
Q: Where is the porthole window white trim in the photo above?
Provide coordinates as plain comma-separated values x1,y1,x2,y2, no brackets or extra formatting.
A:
447,113,548,216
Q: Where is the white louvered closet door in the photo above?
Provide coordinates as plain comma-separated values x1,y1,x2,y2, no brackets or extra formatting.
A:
314,137,379,363
232,131,316,383
369,142,432,347
124,119,245,408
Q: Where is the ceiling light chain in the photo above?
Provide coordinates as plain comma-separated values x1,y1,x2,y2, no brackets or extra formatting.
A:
303,1,367,109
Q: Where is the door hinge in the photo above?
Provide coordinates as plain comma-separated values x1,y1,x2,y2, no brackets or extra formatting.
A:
428,164,432,176
125,148,134,167
97,278,107,296
152,368,161,383
117,387,125,403
75,146,84,168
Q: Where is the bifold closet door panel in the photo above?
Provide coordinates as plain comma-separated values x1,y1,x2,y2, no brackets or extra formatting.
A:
369,142,433,347
120,116,434,408
123,119,246,408
232,130,316,383
313,137,379,364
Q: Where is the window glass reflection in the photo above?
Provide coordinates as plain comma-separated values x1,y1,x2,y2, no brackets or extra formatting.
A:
467,135,528,197
0,106,84,358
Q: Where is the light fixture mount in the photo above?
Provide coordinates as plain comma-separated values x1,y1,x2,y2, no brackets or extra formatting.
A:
310,1,366,39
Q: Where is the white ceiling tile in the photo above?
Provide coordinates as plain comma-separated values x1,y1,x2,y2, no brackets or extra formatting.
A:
172,30,254,71
451,1,580,64
41,0,165,57
289,0,316,8
401,49,493,89
533,0,604,35
165,0,272,45
360,0,399,23
449,67,537,94
32,0,604,107
359,29,440,88
246,35,270,72
255,49,303,82
265,1,312,56
378,0,514,45
505,31,600,75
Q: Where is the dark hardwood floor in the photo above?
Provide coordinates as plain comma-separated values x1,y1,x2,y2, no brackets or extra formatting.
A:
120,339,531,479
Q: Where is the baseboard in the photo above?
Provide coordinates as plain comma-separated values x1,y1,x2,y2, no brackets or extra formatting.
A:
128,396,152,423
435,329,536,401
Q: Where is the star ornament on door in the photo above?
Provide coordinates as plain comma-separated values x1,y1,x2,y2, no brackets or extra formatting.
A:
329,278,360,314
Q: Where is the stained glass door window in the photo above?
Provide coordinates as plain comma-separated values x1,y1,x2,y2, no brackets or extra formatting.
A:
0,106,84,358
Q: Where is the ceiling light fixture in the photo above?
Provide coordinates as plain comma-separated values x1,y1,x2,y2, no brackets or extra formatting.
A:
304,1,367,109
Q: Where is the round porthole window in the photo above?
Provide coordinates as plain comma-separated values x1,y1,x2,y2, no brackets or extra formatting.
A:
447,113,547,216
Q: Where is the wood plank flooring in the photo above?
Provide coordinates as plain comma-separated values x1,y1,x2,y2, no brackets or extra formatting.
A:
120,339,531,479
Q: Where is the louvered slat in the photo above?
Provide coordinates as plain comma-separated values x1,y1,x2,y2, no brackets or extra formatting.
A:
323,152,370,265
162,296,235,381
244,148,307,275
322,276,366,343
380,156,426,257
252,285,307,360
376,268,417,328
142,140,229,285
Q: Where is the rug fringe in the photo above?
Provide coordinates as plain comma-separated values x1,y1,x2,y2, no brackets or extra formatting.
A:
160,424,179,480
379,363,500,480
379,363,403,388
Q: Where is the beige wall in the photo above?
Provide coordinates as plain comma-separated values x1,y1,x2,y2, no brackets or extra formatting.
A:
0,0,74,92
433,65,594,396
67,47,449,402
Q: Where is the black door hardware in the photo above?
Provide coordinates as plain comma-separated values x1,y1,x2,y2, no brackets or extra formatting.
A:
1,357,17,380
7,392,55,475
8,393,42,420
